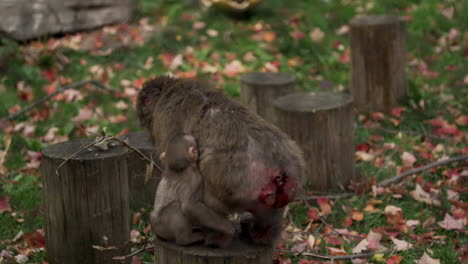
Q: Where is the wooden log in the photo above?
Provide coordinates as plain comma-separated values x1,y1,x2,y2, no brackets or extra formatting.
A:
273,92,356,191
240,72,295,124
350,15,406,112
154,237,272,264
119,131,162,210
42,138,130,264
0,0,135,41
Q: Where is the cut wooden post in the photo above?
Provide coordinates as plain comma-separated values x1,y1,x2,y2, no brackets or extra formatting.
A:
154,237,272,264
273,92,356,191
120,131,162,210
350,15,406,112
42,139,130,264
240,72,295,124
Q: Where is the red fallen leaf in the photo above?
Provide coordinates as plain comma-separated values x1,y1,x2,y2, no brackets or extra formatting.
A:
158,52,175,68
290,30,305,40
44,83,57,95
132,78,146,89
339,48,350,63
437,125,460,135
333,41,342,49
0,196,12,213
17,91,34,102
391,107,406,117
23,230,46,248
42,69,57,83
307,208,320,221
428,117,448,127
131,256,142,264
356,142,371,152
386,255,403,264
371,112,385,121
317,197,332,215
325,235,343,246
343,216,353,227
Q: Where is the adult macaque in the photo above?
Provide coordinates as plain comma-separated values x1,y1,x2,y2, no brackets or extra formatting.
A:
150,134,235,246
137,76,304,245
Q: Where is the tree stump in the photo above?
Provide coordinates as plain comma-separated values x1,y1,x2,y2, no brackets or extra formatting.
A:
350,15,406,112
42,138,130,264
240,72,296,124
119,131,162,210
154,237,272,264
0,0,135,41
273,92,356,191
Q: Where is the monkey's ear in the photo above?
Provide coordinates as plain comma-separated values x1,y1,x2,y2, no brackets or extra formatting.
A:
160,152,166,161
188,147,198,160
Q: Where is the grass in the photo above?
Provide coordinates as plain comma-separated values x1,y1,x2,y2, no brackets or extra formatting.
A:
0,0,466,263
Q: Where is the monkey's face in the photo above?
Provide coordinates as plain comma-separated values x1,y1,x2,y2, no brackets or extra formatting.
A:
136,76,179,129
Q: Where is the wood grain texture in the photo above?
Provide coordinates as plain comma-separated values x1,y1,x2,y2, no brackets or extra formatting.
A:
119,131,162,210
274,92,356,191
42,138,130,264
0,0,135,40
240,72,295,125
154,237,273,264
350,15,406,112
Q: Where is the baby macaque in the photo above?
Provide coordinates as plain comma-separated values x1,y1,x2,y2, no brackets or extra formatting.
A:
150,134,235,246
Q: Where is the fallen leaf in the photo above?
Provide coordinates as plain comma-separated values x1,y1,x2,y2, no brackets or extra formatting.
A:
74,109,94,122
23,230,46,249
223,60,245,77
384,205,402,215
15,254,28,263
290,242,307,254
386,255,403,264
352,239,368,253
355,151,375,161
309,28,324,43
307,235,315,249
410,184,441,207
455,115,468,126
317,197,332,215
0,196,12,213
391,237,413,251
400,152,416,166
367,230,382,250
350,209,364,221
415,252,441,264
262,31,276,43
438,213,463,231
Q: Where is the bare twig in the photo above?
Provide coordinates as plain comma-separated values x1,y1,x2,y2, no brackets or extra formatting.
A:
379,154,468,186
125,244,154,259
2,80,117,121
55,137,108,176
107,135,163,173
276,249,392,261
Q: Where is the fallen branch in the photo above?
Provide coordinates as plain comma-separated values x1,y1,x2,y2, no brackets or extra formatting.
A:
379,154,468,187
276,249,392,261
2,80,117,121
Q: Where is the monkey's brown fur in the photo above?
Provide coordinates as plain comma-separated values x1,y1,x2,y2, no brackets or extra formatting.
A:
138,76,304,245
151,134,235,246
